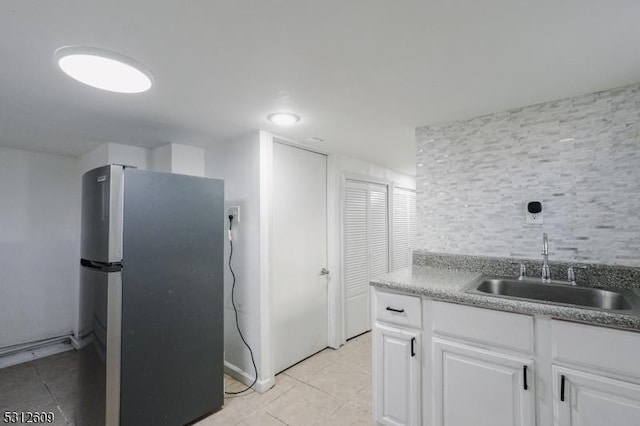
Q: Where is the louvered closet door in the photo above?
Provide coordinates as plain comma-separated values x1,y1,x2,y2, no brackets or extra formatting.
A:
408,191,416,254
392,188,416,271
369,184,389,278
344,180,388,340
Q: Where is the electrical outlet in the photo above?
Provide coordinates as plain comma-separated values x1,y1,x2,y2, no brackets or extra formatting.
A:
526,212,543,224
227,206,240,223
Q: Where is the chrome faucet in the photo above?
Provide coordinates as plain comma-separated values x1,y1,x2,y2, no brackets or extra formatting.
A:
541,233,551,282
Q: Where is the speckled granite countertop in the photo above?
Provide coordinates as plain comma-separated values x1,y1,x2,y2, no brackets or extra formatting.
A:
371,266,640,331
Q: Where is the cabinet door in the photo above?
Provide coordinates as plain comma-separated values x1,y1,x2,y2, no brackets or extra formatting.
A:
432,338,535,426
374,323,421,426
554,366,640,426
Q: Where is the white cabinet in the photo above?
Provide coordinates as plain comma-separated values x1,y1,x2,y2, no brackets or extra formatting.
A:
430,301,536,426
373,323,421,426
373,290,421,426
373,292,640,426
554,366,640,426
432,338,535,426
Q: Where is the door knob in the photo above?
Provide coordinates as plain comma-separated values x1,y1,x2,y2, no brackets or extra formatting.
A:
320,268,330,276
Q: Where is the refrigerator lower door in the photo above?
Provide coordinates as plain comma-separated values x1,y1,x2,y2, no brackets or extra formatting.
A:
77,266,122,426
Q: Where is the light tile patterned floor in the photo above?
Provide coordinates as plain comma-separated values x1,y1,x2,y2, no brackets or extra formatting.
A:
198,331,373,425
0,332,372,425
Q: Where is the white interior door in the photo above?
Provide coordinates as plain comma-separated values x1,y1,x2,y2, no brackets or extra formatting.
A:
272,142,328,373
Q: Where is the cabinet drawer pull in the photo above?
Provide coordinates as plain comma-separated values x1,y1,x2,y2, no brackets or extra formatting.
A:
523,366,528,390
386,306,405,313
410,337,416,357
560,375,566,402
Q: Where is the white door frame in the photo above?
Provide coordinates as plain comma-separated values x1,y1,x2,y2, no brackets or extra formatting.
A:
334,172,392,347
259,132,333,386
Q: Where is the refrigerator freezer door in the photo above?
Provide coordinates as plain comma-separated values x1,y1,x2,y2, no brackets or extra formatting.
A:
77,266,122,426
81,165,124,264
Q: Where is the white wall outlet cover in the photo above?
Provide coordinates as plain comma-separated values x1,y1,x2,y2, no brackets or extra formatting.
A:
227,206,240,223
526,211,543,224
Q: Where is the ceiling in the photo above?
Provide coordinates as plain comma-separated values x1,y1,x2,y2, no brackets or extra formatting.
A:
2,1,640,175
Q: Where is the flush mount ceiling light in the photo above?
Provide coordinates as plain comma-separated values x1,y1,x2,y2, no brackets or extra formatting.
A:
266,112,301,126
55,46,153,93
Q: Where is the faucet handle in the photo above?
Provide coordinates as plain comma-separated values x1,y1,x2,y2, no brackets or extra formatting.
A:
510,262,527,280
567,265,588,286
567,267,576,285
541,264,551,282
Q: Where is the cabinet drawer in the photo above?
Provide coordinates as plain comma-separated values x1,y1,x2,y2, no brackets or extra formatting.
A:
432,301,534,354
375,290,422,329
552,320,640,379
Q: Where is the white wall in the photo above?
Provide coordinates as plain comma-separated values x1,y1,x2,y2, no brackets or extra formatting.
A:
79,142,149,174
150,144,172,173
170,144,205,176
205,133,268,388
151,143,205,176
0,147,79,349
334,155,416,190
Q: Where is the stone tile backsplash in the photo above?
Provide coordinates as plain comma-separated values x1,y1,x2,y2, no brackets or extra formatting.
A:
416,84,640,267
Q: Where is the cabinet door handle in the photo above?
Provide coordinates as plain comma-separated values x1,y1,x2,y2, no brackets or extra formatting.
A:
523,366,528,390
386,306,405,313
560,375,566,402
410,337,416,357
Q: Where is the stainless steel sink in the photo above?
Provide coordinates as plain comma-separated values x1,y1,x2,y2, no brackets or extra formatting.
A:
467,277,640,314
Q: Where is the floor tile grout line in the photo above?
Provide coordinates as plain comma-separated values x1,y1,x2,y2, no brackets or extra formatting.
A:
41,380,72,426
260,378,298,407
281,374,335,398
263,373,350,424
279,362,373,420
34,359,74,426
264,411,288,425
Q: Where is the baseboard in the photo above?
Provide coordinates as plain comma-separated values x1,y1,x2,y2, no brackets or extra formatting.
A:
0,336,74,369
224,360,275,394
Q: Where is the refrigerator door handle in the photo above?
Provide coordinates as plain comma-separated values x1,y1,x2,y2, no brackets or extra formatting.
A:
81,258,122,272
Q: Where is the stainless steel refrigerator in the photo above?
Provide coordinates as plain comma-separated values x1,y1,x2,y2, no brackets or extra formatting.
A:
77,165,224,426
